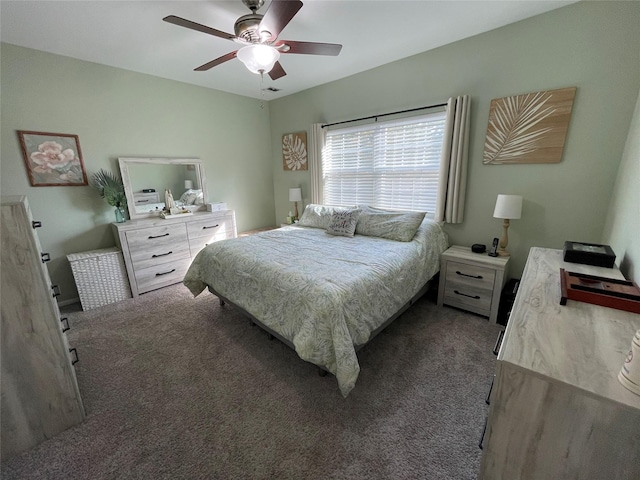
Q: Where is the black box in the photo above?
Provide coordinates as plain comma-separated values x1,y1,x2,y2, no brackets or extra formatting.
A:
563,241,616,268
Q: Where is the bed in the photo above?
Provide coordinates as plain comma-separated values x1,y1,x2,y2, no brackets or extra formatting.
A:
183,205,449,396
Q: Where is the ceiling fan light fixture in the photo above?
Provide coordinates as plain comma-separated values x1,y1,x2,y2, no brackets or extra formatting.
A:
237,44,280,74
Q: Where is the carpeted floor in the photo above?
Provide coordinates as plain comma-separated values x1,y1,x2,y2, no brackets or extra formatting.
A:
1,284,501,479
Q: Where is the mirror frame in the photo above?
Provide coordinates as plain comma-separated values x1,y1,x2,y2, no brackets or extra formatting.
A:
118,157,208,221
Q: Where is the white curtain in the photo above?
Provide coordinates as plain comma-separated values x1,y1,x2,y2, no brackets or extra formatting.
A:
308,123,325,205
434,95,470,223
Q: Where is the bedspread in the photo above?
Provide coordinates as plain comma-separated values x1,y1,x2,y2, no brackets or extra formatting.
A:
183,219,448,396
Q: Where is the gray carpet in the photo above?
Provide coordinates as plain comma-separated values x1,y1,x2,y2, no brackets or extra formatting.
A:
1,284,501,480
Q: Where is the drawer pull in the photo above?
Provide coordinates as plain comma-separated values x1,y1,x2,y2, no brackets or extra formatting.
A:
137,199,149,203
148,233,170,239
32,220,42,229
41,252,51,263
152,251,173,258
155,268,176,277
454,290,480,300
479,417,487,450
69,348,79,365
202,224,220,230
61,317,70,332
51,285,61,297
456,270,483,279
486,376,494,404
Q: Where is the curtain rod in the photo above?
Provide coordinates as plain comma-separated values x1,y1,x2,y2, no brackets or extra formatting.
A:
321,102,448,129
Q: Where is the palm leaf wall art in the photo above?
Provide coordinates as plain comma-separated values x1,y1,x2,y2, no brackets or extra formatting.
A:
483,87,576,164
283,131,308,171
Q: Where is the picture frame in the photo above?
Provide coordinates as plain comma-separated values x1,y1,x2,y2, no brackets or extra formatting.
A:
282,131,308,171
483,87,576,165
17,130,88,186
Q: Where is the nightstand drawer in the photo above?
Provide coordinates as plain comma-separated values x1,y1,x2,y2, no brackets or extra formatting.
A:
445,261,496,291
444,288,492,316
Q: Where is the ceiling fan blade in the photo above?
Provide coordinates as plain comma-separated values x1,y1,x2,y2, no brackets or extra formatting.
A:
268,61,286,81
278,40,342,56
258,0,302,42
163,15,236,41
194,51,238,71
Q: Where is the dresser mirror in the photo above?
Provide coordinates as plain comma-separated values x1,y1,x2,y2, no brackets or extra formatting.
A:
118,157,208,220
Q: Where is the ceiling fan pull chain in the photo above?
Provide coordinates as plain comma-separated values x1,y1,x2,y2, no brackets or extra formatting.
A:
260,72,265,109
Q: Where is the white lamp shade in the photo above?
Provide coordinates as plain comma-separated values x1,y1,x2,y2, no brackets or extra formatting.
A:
184,180,194,190
237,45,280,74
289,187,302,202
493,194,523,219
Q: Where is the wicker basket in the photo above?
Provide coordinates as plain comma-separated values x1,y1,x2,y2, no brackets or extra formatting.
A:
67,247,132,311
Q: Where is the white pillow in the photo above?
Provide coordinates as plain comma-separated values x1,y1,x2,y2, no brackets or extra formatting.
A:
180,189,204,206
326,208,362,237
355,205,426,242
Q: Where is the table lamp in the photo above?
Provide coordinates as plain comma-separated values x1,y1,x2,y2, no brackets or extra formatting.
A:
493,194,523,257
184,180,194,190
289,188,302,220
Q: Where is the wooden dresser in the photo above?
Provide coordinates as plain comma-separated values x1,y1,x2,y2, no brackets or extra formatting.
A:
112,210,236,297
480,247,640,479
1,196,85,460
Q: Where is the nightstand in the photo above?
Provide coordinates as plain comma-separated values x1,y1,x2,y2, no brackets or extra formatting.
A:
437,245,510,323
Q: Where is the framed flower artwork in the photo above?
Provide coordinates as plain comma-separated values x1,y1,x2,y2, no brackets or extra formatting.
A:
282,131,308,171
17,130,89,186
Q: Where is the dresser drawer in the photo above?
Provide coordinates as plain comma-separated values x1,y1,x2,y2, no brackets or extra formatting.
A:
126,224,189,270
186,214,235,242
133,192,160,206
187,213,235,257
134,257,192,294
189,233,230,258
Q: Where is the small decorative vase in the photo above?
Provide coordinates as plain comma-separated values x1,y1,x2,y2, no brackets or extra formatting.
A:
114,206,126,223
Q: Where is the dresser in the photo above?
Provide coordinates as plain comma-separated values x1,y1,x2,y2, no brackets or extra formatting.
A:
112,210,237,297
480,247,640,479
1,196,85,460
437,245,509,323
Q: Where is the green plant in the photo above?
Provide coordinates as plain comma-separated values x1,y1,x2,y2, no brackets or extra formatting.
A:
90,169,127,208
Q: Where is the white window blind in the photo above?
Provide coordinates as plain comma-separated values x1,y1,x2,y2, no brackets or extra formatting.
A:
323,110,447,213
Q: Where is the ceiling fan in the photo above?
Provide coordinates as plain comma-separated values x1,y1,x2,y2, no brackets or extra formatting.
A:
164,0,342,80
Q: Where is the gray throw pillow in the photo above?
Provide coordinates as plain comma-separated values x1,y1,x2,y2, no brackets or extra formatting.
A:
298,204,353,229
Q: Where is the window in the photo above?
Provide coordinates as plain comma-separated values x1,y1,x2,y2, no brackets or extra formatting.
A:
322,110,447,213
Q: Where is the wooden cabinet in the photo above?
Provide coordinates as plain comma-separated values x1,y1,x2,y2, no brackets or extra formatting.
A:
113,210,236,296
1,196,85,460
437,245,509,323
480,247,640,479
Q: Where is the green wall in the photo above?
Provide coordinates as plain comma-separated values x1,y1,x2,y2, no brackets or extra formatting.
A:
2,2,639,305
603,90,640,284
1,44,275,303
269,1,640,279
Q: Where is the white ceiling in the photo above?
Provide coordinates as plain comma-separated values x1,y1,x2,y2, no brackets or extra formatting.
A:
0,1,577,100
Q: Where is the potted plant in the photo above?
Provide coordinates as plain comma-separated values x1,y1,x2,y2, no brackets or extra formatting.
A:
90,169,128,223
